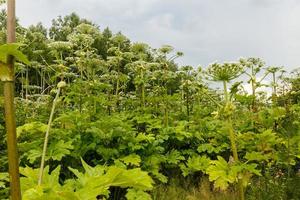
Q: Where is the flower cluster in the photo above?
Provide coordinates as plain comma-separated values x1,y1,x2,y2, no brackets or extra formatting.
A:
206,62,244,82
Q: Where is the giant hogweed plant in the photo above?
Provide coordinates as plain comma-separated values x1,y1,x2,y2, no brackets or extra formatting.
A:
205,62,252,200
15,109,155,200
19,159,153,200
239,57,268,111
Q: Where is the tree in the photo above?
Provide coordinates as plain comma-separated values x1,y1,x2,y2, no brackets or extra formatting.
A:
49,13,92,41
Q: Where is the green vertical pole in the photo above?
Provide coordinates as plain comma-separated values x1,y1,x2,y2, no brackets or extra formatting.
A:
4,0,22,199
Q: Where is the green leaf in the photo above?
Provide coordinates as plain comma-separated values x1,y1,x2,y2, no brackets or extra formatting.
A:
20,165,62,194
0,43,30,64
165,150,185,165
67,159,154,199
144,154,167,183
0,62,12,81
241,163,261,176
27,149,42,164
48,140,73,161
120,154,141,166
105,167,153,190
197,143,228,154
17,122,47,138
206,156,237,190
0,172,8,188
206,156,261,190
22,186,44,200
68,158,106,186
126,189,152,200
180,155,210,177
245,151,269,162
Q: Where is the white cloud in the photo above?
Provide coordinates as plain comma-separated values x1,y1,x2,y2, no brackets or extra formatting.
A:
15,0,300,70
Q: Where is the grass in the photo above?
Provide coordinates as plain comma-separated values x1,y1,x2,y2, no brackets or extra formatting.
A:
152,177,238,200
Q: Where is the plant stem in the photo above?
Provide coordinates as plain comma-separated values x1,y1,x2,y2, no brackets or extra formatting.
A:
4,0,21,199
186,88,190,122
38,87,61,185
250,66,257,111
272,72,277,96
4,82,21,200
226,118,239,161
141,70,145,108
223,81,229,102
223,80,244,200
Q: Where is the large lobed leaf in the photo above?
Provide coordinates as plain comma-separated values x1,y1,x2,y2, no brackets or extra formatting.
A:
0,43,29,65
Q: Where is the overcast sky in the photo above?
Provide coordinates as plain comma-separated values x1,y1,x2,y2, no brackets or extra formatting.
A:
15,0,300,71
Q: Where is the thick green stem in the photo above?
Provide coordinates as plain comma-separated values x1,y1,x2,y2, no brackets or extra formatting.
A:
164,105,169,127
4,80,21,200
4,0,21,199
251,74,257,111
227,117,244,200
115,74,119,97
287,138,290,178
223,81,229,102
21,72,23,98
223,80,244,200
163,64,169,127
186,89,190,122
141,70,145,108
272,72,277,96
226,117,239,162
25,66,28,101
271,72,277,106
223,81,238,159
141,84,145,108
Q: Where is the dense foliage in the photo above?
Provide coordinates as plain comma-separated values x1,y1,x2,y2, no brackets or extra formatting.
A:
1,12,300,200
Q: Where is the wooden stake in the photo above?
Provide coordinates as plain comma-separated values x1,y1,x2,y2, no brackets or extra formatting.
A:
4,0,22,199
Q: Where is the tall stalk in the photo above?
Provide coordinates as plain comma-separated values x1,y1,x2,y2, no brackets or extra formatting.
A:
3,0,21,199
250,66,257,111
141,69,145,108
38,82,65,185
223,80,244,200
272,72,277,96
186,89,190,122
266,67,281,105
163,63,169,127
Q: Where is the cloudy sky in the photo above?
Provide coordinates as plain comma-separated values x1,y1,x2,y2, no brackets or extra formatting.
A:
15,0,300,71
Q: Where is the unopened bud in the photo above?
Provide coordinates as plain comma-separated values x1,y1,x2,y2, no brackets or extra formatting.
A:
57,81,67,88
